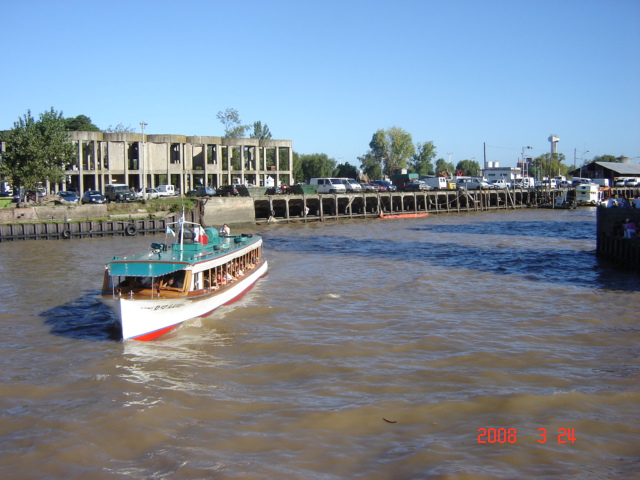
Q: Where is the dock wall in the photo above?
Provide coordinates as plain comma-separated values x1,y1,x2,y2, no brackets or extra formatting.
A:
595,206,640,272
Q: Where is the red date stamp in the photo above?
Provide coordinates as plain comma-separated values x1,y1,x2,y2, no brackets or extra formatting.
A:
477,428,576,444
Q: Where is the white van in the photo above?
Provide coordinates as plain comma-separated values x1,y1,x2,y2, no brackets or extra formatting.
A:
613,178,628,187
338,178,362,193
591,178,610,187
309,178,347,194
420,176,449,190
156,185,176,197
456,177,492,190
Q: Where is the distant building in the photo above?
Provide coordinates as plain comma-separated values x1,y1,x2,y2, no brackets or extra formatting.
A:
568,157,640,183
1,130,294,194
482,162,527,183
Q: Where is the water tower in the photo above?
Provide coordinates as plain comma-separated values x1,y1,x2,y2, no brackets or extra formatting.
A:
548,134,559,154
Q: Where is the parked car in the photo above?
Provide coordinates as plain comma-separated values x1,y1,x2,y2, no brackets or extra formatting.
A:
491,180,511,189
370,180,397,192
186,186,216,197
403,180,431,192
456,177,493,190
135,188,161,200
614,178,629,187
57,191,79,203
624,178,639,187
105,184,136,203
266,186,283,195
558,180,572,188
81,190,107,204
361,183,380,193
215,185,240,197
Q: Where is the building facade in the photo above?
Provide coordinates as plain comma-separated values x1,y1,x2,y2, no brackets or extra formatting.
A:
3,131,294,194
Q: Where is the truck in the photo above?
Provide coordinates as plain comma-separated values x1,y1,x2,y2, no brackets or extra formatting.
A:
420,176,449,190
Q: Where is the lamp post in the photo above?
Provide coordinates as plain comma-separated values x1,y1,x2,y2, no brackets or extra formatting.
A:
574,150,589,178
521,146,532,179
140,121,147,201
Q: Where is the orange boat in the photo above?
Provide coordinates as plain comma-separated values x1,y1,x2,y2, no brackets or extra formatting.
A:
378,212,429,219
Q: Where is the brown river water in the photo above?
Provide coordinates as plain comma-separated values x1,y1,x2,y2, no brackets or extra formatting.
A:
0,208,638,480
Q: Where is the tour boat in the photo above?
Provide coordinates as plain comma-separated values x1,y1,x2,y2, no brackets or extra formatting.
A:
100,214,268,341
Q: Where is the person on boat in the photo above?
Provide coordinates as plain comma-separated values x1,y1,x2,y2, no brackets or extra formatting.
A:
624,219,637,239
219,224,230,236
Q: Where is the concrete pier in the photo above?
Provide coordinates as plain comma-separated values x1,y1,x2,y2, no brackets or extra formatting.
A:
253,188,544,223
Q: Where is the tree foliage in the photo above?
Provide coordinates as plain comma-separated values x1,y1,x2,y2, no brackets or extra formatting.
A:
534,153,567,179
358,151,382,181
104,123,135,133
0,108,74,199
250,121,272,140
456,159,481,176
217,108,249,138
65,114,100,132
410,141,437,176
591,154,619,164
298,153,336,181
368,127,415,176
334,161,358,179
435,158,455,175
291,151,304,183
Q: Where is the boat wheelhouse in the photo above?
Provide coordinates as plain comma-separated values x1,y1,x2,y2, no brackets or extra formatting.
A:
575,183,610,206
100,215,267,341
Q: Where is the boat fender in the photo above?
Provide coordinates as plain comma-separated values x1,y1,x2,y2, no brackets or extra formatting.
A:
125,224,138,236
270,209,276,217
241,233,253,238
62,229,71,239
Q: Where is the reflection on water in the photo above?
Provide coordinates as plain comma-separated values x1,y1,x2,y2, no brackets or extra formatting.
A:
0,208,639,479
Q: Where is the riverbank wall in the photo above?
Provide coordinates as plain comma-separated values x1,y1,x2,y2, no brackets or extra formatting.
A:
0,188,545,242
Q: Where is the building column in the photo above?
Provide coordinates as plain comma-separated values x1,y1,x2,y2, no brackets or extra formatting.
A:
240,145,245,184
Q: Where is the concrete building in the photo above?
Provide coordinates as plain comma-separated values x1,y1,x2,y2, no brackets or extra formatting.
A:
3,131,294,194
481,162,523,183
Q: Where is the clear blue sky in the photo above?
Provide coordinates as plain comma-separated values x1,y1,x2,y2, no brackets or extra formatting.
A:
2,0,639,169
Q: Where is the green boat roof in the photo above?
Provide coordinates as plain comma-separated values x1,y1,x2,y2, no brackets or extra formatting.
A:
107,261,189,277
105,231,260,277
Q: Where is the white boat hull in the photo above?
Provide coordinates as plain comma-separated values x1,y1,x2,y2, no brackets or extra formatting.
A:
102,260,268,340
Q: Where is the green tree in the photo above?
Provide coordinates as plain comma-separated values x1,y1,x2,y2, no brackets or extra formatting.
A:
104,123,135,133
298,153,336,181
456,159,481,176
0,108,74,201
368,127,415,176
217,108,249,138
410,141,437,176
535,153,567,180
65,114,100,131
591,154,619,164
358,151,382,181
250,121,272,139
334,161,358,179
291,151,304,183
435,158,455,175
